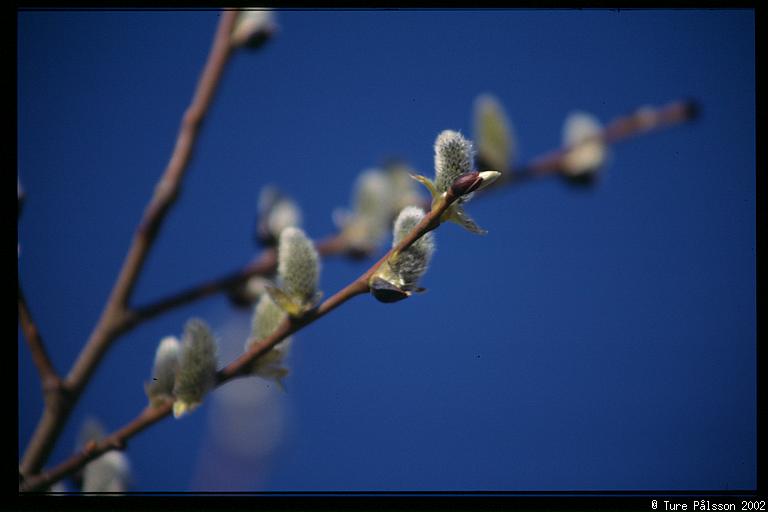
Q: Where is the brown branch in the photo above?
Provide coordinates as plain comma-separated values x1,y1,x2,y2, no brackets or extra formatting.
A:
18,285,63,398
492,98,699,186
125,232,350,329
19,184,462,493
20,404,173,493
19,9,240,479
122,98,698,325
18,96,697,488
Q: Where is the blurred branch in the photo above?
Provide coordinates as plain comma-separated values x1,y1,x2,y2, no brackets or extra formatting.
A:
18,285,63,399
125,233,350,328
491,98,699,187
19,9,239,479
20,183,462,493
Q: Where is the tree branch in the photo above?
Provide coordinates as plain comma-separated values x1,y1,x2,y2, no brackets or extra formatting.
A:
18,285,62,398
18,96,697,491
492,98,699,186
19,9,239,478
125,233,349,329
121,98,698,323
19,185,461,493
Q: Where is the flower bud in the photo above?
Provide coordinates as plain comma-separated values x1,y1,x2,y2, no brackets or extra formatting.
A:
474,93,515,172
173,319,219,418
434,130,475,193
145,336,180,406
450,170,502,197
231,9,276,49
370,276,411,303
561,111,607,178
450,171,482,196
278,227,320,307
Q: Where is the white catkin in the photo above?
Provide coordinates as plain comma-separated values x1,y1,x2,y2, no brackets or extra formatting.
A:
277,227,320,304
392,206,435,286
173,319,218,415
146,336,180,402
231,9,275,48
434,130,475,193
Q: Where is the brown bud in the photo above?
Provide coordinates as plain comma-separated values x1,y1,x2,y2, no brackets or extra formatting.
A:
370,277,411,303
450,171,482,197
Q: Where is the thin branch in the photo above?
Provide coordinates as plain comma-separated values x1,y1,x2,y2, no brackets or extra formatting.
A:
494,98,699,186
19,97,698,490
19,9,239,478
20,185,462,493
125,233,349,329
18,285,62,395
122,98,698,322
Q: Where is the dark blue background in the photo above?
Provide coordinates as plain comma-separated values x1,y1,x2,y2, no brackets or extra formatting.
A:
18,9,755,491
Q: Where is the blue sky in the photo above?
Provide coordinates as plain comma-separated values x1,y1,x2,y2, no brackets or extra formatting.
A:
18,9,755,492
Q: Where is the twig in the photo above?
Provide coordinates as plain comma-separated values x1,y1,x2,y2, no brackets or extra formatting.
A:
18,286,63,399
493,99,699,186
19,9,239,478
19,96,698,490
125,233,349,329
122,98,699,320
19,184,461,493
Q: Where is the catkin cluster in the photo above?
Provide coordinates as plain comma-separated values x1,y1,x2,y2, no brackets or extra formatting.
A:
145,319,219,419
246,226,321,386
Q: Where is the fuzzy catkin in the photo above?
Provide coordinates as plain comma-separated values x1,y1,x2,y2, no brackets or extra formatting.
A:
173,319,218,415
277,227,320,304
434,130,475,193
231,9,275,48
146,336,180,403
392,206,435,285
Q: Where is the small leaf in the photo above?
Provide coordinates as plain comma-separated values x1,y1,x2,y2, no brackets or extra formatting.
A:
445,204,487,235
410,174,438,200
